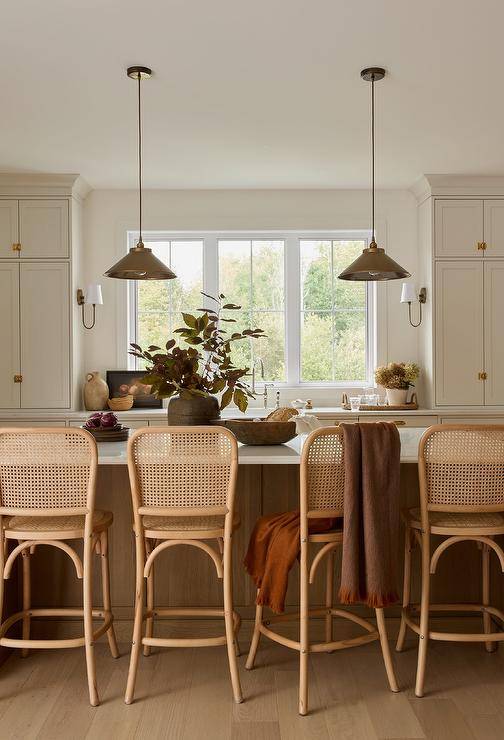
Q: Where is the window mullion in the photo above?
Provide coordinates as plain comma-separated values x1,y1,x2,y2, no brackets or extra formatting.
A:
204,234,218,304
285,235,300,385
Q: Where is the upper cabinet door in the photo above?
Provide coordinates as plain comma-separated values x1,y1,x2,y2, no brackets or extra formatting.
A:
20,263,70,408
0,264,20,408
18,200,69,258
484,261,504,405
434,199,483,257
0,201,19,258
435,261,484,406
483,201,504,257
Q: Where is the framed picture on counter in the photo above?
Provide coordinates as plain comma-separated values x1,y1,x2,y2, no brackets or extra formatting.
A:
106,370,163,409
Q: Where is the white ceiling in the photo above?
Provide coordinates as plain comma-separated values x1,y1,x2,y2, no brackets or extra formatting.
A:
2,0,503,190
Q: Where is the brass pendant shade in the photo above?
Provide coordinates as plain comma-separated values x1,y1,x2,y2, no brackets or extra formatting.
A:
104,242,176,280
104,66,176,281
338,68,410,282
338,239,411,281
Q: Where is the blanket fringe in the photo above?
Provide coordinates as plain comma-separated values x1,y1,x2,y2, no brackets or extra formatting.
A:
338,587,399,609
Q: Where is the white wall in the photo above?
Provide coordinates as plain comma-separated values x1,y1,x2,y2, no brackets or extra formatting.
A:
82,188,419,404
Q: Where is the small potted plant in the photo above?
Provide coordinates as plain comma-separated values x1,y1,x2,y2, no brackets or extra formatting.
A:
374,362,420,406
129,294,265,425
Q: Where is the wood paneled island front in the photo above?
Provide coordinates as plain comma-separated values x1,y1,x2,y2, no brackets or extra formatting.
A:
20,429,503,641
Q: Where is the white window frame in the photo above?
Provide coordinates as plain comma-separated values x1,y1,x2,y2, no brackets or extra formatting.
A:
127,230,375,388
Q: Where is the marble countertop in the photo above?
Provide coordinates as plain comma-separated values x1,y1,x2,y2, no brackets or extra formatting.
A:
97,427,422,465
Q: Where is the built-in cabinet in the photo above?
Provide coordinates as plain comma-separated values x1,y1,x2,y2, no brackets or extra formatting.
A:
0,176,83,411
417,180,504,407
0,263,70,409
0,199,69,259
435,198,504,257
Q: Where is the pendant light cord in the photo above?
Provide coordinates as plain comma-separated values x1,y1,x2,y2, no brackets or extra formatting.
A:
137,74,143,246
371,74,375,245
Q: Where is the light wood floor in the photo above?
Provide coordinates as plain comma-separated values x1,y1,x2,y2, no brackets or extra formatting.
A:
1,620,504,740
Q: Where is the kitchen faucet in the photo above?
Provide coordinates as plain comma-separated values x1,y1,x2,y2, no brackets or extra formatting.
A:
251,357,264,395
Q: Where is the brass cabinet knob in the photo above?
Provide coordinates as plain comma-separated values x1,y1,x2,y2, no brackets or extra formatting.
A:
477,242,487,251
11,243,21,252
478,372,488,380
13,374,23,383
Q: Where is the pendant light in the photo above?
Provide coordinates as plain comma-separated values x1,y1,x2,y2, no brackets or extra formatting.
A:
338,68,410,282
105,66,176,280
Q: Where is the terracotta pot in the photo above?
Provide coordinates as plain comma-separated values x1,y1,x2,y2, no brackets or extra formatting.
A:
385,388,408,406
167,394,220,426
83,371,109,411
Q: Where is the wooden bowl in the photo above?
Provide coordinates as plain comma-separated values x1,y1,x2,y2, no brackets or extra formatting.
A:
212,417,297,445
108,395,134,411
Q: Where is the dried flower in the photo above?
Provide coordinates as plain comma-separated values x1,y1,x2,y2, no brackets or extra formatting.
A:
374,362,420,390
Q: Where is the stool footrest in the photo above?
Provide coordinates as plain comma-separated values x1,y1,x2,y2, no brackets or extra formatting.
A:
0,607,114,648
403,603,504,642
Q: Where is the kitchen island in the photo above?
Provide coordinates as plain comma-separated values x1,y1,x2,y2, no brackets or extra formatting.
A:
20,428,503,642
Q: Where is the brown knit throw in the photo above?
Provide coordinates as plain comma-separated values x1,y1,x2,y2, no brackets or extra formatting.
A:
338,422,401,607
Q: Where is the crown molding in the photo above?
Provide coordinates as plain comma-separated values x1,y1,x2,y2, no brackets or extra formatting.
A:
410,174,504,202
0,172,91,199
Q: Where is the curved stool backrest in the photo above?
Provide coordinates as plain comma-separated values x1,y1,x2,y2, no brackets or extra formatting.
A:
0,427,97,517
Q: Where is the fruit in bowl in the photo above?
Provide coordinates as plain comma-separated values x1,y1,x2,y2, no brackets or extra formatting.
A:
84,411,119,430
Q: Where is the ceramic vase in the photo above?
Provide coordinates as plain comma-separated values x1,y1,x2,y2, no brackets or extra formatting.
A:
84,371,109,410
167,394,220,425
385,388,408,406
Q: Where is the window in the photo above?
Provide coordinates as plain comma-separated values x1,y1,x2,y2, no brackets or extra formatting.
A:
300,240,367,382
218,240,285,381
128,231,373,385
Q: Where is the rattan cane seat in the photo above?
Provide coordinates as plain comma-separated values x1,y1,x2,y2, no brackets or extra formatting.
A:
406,507,504,532
5,510,113,539
142,511,240,535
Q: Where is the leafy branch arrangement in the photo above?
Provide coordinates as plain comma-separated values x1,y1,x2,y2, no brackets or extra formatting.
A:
374,362,420,390
129,293,265,412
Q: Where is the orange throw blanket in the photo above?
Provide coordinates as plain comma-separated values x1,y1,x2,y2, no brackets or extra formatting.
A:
244,511,337,614
338,422,401,607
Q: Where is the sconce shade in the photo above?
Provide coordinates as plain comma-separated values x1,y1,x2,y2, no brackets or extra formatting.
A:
84,283,103,305
400,282,417,303
338,243,411,282
104,245,176,280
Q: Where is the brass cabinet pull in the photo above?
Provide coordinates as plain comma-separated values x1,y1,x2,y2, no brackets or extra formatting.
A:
393,420,406,426
11,243,21,252
477,242,487,251
478,372,488,381
13,374,22,383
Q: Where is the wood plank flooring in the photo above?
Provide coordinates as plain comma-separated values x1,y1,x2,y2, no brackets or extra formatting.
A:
1,621,504,739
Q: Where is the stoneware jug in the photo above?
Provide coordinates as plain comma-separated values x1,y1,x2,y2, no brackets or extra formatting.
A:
84,371,109,411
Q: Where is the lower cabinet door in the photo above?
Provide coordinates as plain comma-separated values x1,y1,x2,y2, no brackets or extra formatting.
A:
0,263,20,408
20,262,70,408
435,261,484,405
484,261,504,404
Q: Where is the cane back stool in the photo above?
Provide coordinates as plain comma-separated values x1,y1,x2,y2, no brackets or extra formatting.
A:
0,427,119,706
125,426,243,705
245,426,399,716
396,425,504,697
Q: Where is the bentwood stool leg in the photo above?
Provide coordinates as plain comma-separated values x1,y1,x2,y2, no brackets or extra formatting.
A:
245,598,263,670
223,532,243,703
396,525,413,653
100,530,119,659
125,532,145,705
482,542,497,653
144,539,154,657
325,551,334,644
83,535,99,707
376,608,399,692
298,539,309,716
415,531,431,698
21,546,31,658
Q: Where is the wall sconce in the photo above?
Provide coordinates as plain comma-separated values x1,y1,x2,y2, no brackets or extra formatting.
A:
76,284,103,330
401,283,427,327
